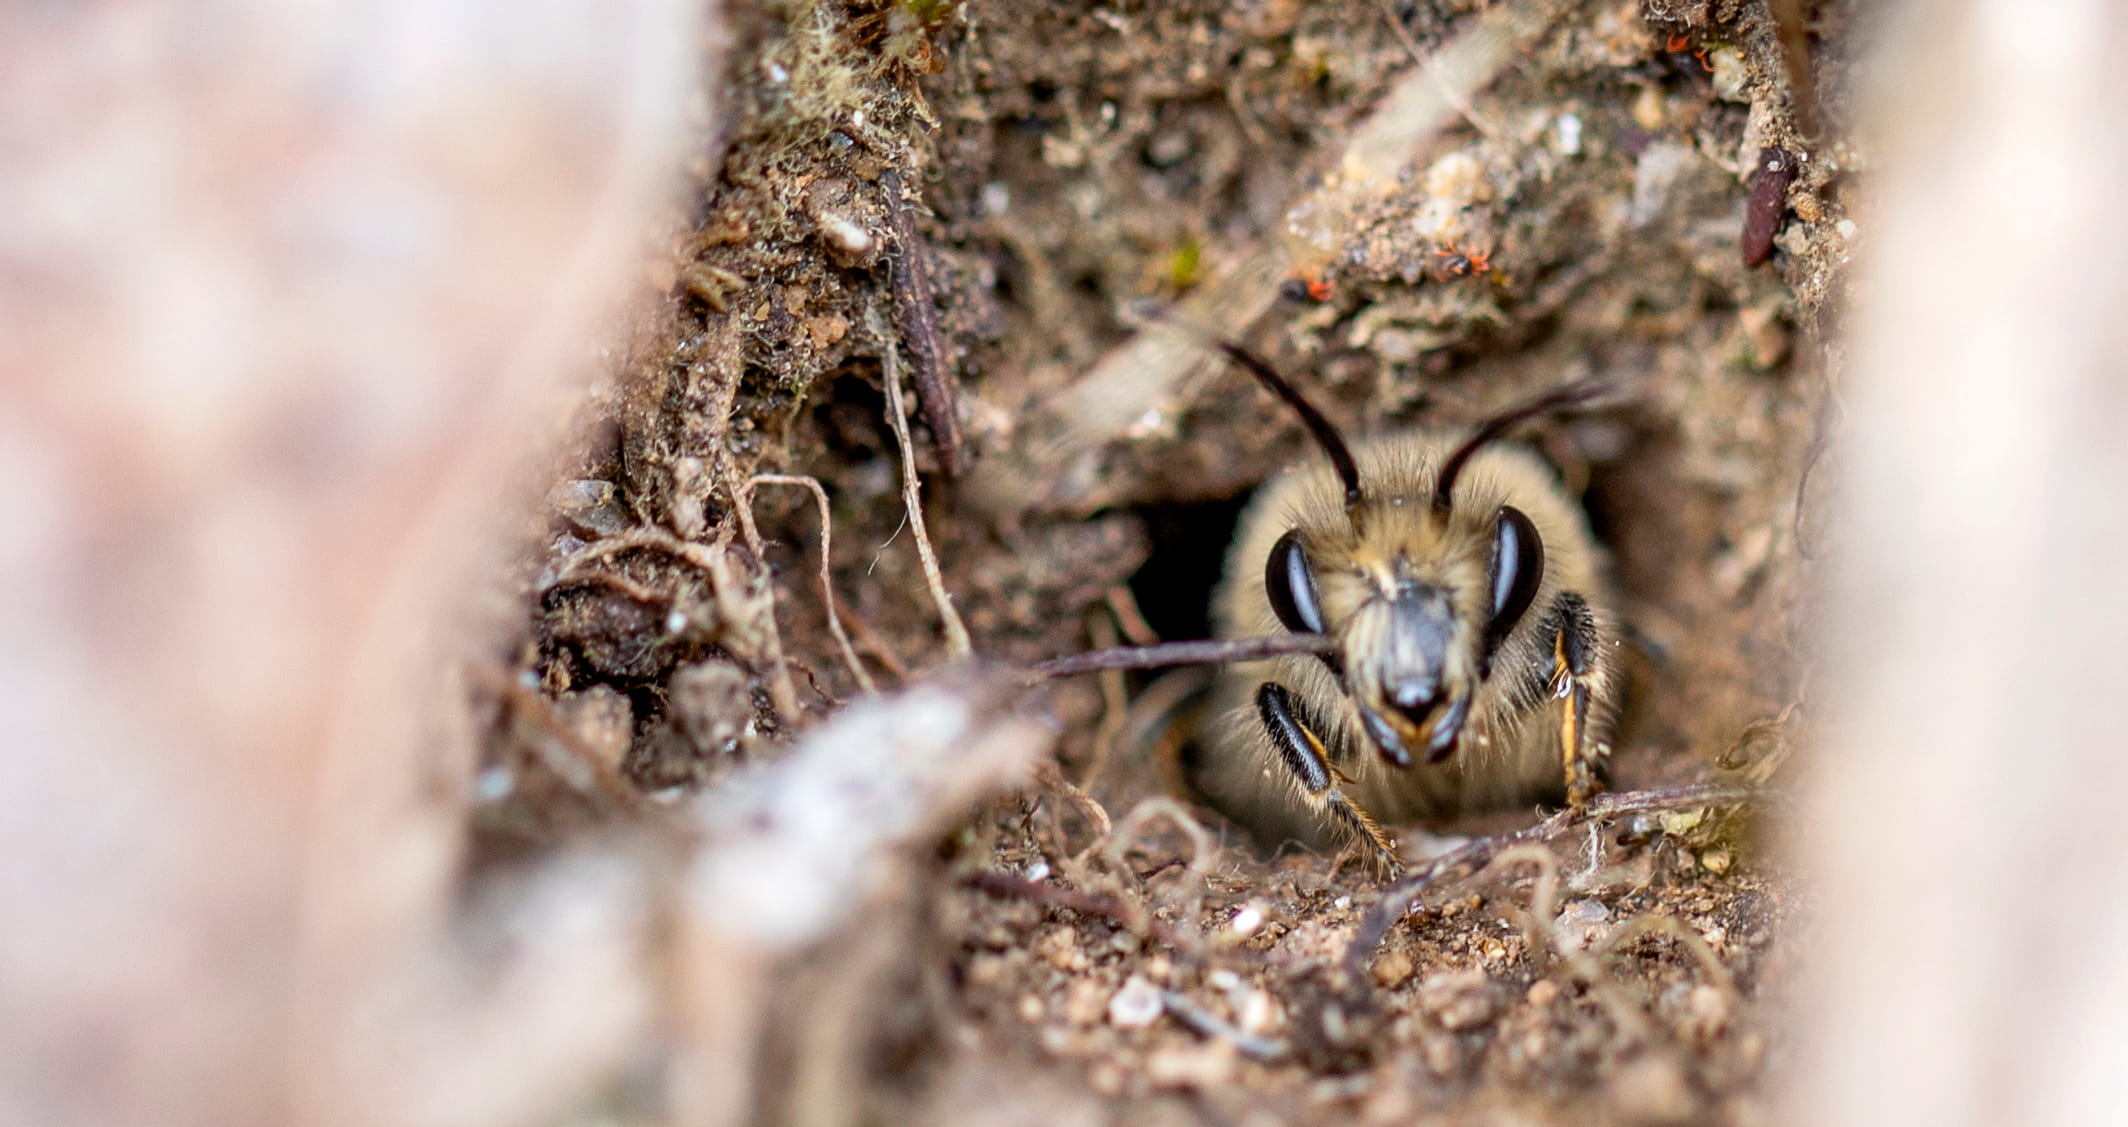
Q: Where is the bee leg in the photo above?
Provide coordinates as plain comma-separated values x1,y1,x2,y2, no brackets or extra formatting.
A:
1547,591,1607,806
1255,682,1403,876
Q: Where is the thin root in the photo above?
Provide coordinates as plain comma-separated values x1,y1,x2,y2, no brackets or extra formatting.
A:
1342,781,1756,978
718,459,805,725
1593,912,1740,1002
1104,585,1162,647
746,473,878,696
838,601,912,683
875,308,973,660
1079,613,1129,790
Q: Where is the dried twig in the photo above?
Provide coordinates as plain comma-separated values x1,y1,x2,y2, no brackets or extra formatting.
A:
1032,633,1336,679
1342,781,1755,977
746,474,877,696
1767,0,1821,140
881,168,964,477
1160,990,1290,1062
876,311,974,660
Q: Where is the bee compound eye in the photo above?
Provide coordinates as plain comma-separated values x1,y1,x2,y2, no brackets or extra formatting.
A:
1264,529,1327,636
1487,506,1545,649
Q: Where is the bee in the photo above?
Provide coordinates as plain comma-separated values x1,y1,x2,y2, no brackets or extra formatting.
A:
1189,343,1622,875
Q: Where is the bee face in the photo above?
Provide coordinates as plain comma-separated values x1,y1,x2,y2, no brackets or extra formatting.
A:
1264,489,1548,767
1180,349,1618,871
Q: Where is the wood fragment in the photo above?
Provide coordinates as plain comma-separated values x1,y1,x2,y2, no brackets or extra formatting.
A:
881,168,965,477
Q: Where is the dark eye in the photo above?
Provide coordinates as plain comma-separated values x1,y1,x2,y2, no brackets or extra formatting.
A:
1264,530,1326,635
1486,506,1545,653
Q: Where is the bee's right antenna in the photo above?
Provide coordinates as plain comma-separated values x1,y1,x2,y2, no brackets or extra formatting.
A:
1133,303,1363,516
1209,341,1364,515
1432,380,1615,515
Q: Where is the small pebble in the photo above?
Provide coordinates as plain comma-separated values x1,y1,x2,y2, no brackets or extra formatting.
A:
1419,971,1501,1031
1709,47,1750,102
1108,975,1163,1029
1039,926,1078,970
1678,983,1731,1046
1146,1044,1234,1089
1612,1054,1697,1123
816,212,875,260
1371,948,1416,989
1063,979,1107,1026
964,953,1006,988
474,765,514,802
1146,130,1193,167
1555,112,1583,155
1419,1030,1465,1077
1631,84,1666,131
1555,898,1612,951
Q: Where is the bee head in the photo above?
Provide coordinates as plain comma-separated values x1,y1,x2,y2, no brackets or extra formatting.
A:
1264,495,1546,765
1215,332,1606,766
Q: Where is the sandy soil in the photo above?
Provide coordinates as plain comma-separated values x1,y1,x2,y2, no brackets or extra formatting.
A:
479,0,1850,1121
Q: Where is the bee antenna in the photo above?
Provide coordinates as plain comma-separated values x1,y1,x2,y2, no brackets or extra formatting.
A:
1210,341,1364,513
1129,302,1364,513
1433,380,1615,515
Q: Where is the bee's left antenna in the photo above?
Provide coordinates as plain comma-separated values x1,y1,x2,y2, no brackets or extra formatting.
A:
1133,304,1363,515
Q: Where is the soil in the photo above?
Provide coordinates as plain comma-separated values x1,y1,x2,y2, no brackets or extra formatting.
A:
478,0,1850,1121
